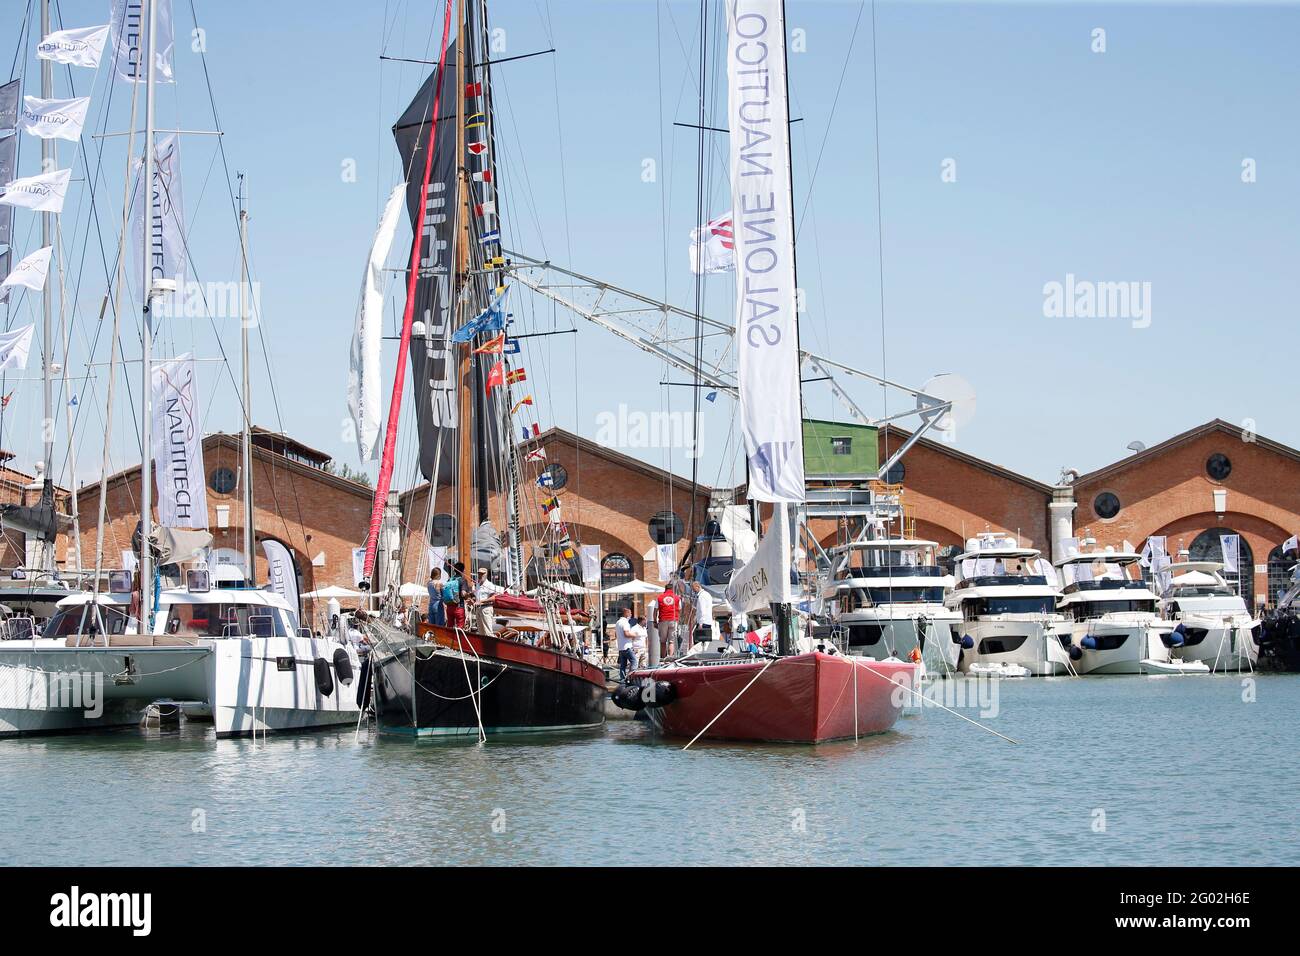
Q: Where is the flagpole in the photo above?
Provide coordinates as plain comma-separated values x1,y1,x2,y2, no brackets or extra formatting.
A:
454,0,475,573
238,174,254,585
138,0,159,632
39,0,55,573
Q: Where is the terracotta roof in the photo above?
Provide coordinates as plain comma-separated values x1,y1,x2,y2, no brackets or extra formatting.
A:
879,425,1057,495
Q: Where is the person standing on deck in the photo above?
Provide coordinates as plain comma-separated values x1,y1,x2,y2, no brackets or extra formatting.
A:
690,580,717,645
443,562,468,631
615,607,636,679
654,583,681,657
473,567,497,635
426,567,446,627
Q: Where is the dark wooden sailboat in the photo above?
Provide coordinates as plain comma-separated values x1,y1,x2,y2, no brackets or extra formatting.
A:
360,0,606,738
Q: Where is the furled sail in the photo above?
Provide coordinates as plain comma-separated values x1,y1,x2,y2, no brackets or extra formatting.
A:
347,183,405,462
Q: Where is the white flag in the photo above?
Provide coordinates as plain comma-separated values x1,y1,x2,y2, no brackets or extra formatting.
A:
727,1,804,503
725,501,793,614
426,545,448,576
656,543,676,582
688,212,734,274
18,95,90,141
0,324,35,371
0,168,71,212
1220,534,1240,574
1,246,53,295
109,0,174,84
150,353,208,529
37,24,110,68
1139,535,1167,568
130,134,185,301
579,544,601,584
1284,535,1299,555
348,184,404,462
262,539,301,631
351,547,367,588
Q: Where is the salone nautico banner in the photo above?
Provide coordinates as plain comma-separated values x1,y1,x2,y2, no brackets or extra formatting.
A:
150,353,208,529
727,0,805,503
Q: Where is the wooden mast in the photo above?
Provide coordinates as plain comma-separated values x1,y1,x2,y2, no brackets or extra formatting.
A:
454,0,474,571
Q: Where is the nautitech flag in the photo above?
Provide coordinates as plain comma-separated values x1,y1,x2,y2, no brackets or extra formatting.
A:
109,0,175,84
0,246,53,297
0,324,36,372
0,168,72,212
19,95,91,141
37,24,110,68
689,211,734,275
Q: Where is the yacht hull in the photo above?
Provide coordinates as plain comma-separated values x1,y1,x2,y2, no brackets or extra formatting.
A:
1070,623,1169,675
370,624,606,737
957,620,1072,676
633,652,915,744
1173,622,1259,672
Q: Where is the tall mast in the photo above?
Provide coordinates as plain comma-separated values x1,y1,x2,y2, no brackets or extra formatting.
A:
39,0,54,571
238,174,254,584
139,0,159,629
454,0,474,570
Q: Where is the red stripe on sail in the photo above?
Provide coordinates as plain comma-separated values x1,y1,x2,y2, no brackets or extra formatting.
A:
361,0,455,585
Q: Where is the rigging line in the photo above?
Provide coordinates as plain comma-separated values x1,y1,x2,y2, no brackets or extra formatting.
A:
6,0,33,81
869,0,887,422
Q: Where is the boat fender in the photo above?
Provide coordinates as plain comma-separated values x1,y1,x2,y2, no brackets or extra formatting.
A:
333,647,355,685
611,681,648,712
645,680,676,708
1081,635,1097,650
314,657,335,697
1168,624,1186,648
960,635,974,650
1068,644,1082,661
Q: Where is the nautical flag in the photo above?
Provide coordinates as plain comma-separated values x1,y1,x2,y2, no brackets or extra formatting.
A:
541,496,560,515
525,448,546,462
505,367,526,385
537,471,555,489
0,168,72,212
475,200,496,218
465,82,482,98
466,112,485,130
1285,535,1300,555
478,230,500,245
473,333,505,354
68,394,78,407
1,246,53,295
503,336,520,355
0,324,36,372
689,211,735,274
472,170,493,184
0,391,12,408
705,390,718,403
485,360,504,391
510,395,533,414
521,427,530,440
489,255,505,267
18,95,90,141
37,24,109,68
562,547,575,560
528,422,540,437
451,289,507,343
467,141,488,156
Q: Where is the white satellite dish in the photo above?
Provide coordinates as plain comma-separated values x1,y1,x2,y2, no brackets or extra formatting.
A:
918,373,976,434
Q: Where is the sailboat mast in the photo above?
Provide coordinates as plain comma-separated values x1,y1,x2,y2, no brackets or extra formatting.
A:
454,0,475,570
139,0,159,629
39,0,54,570
238,175,254,584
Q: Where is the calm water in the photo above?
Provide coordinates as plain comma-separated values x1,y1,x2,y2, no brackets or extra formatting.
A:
2,674,1296,866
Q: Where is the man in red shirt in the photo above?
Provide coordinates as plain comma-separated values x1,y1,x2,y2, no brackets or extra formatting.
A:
655,584,681,657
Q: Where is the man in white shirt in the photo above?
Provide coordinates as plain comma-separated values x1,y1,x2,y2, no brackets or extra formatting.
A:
690,580,717,645
629,617,649,669
614,608,636,679
473,568,497,634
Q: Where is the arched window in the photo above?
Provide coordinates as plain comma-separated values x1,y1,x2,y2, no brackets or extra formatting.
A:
1266,544,1295,608
1189,528,1254,608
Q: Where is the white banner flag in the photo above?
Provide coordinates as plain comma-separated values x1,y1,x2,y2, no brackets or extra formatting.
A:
0,168,71,212
348,183,404,462
426,545,448,577
38,24,110,68
725,501,793,614
351,547,367,588
656,543,676,582
150,353,208,528
262,539,301,631
1284,535,1299,555
1,246,53,296
1220,534,1240,574
727,0,805,503
19,95,90,141
131,134,185,301
109,0,174,84
579,544,601,584
1139,535,1167,568
0,324,35,371
689,212,735,274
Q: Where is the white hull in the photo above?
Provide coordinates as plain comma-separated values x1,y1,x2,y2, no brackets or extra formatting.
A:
841,609,961,674
957,619,1073,676
1174,622,1258,672
1069,621,1170,675
0,635,361,738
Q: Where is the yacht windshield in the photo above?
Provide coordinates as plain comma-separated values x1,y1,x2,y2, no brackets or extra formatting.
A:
164,602,288,637
43,604,131,637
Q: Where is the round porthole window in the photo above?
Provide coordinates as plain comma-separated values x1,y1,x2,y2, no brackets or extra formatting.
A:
539,463,568,490
648,510,684,545
884,460,905,484
1206,453,1232,481
208,467,237,495
1093,491,1121,520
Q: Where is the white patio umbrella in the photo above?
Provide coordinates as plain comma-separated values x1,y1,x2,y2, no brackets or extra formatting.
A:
302,585,364,599
527,580,589,596
602,578,663,595
397,582,429,598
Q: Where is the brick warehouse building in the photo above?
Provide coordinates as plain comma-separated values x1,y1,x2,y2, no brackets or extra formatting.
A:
19,416,1300,616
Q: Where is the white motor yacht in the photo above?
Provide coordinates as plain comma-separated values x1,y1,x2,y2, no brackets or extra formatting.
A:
1157,561,1259,672
1056,546,1185,675
825,537,961,676
947,533,1073,676
0,564,362,737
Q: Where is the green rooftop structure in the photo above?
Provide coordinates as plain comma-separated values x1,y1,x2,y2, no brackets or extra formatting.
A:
803,418,879,480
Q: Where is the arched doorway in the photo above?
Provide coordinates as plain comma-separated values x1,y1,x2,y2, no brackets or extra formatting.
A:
1189,528,1254,607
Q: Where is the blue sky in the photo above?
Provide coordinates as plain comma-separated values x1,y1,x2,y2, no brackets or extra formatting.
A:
3,0,1298,498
